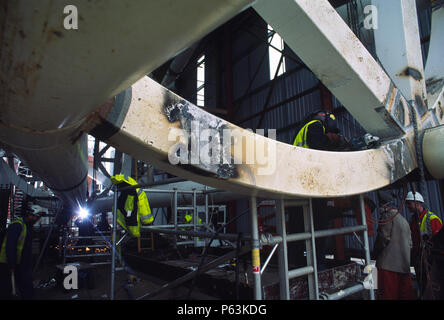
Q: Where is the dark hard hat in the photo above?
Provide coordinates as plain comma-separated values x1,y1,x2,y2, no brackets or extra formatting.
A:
377,190,395,206
313,110,339,133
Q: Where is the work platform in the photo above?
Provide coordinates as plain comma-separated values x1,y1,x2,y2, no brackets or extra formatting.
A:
123,249,368,300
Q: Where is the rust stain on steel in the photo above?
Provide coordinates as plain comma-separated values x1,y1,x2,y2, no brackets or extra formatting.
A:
52,30,63,38
46,28,64,43
84,98,116,127
384,82,397,113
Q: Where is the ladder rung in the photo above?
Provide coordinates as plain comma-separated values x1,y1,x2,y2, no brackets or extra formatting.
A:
68,244,109,249
176,241,195,246
288,266,314,279
284,200,309,207
65,253,111,258
177,206,195,210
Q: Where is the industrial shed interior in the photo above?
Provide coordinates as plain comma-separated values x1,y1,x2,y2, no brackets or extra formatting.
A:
0,0,443,301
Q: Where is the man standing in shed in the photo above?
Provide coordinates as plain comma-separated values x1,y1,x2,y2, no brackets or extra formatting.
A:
374,191,414,300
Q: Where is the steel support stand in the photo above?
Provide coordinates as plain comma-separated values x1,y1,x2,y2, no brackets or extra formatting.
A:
110,185,118,300
250,196,262,300
33,211,59,275
320,283,365,300
276,199,290,299
193,189,198,246
359,194,375,300
304,198,319,300
204,191,209,246
173,189,178,247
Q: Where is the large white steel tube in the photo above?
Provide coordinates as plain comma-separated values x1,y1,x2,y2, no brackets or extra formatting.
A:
424,3,444,125
0,0,254,131
0,0,254,207
425,4,444,113
423,125,444,179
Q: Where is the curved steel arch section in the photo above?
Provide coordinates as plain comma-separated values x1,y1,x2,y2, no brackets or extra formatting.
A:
85,76,417,199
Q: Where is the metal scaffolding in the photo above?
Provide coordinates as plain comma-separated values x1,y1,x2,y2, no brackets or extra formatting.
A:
108,183,376,300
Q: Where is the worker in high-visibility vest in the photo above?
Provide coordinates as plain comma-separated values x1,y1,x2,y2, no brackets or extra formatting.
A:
293,110,341,150
292,110,343,271
405,191,442,297
183,212,202,226
183,212,202,241
0,205,46,299
111,174,153,238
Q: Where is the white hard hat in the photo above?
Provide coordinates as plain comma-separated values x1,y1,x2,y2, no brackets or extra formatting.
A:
406,191,424,203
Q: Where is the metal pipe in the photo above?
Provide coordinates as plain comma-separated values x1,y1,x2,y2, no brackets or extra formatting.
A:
144,223,209,229
205,191,209,246
110,185,118,300
144,189,205,194
143,226,250,242
68,244,109,249
308,198,319,300
288,266,314,279
89,186,243,213
260,243,279,276
143,223,368,248
65,253,111,258
319,283,365,300
303,199,318,300
173,190,178,247
359,194,375,300
263,225,367,245
275,199,290,299
116,233,128,246
68,236,112,240
250,196,262,300
33,211,59,275
193,189,198,246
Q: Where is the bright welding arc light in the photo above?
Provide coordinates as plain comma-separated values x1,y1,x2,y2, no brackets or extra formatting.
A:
77,206,89,219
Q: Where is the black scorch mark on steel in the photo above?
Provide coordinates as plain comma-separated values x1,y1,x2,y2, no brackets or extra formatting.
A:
164,99,238,179
426,77,444,95
400,67,423,81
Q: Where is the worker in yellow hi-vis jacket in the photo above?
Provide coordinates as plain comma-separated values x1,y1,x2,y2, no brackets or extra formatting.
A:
111,174,153,238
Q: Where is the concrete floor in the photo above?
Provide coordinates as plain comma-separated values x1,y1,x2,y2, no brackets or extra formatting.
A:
33,257,218,300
